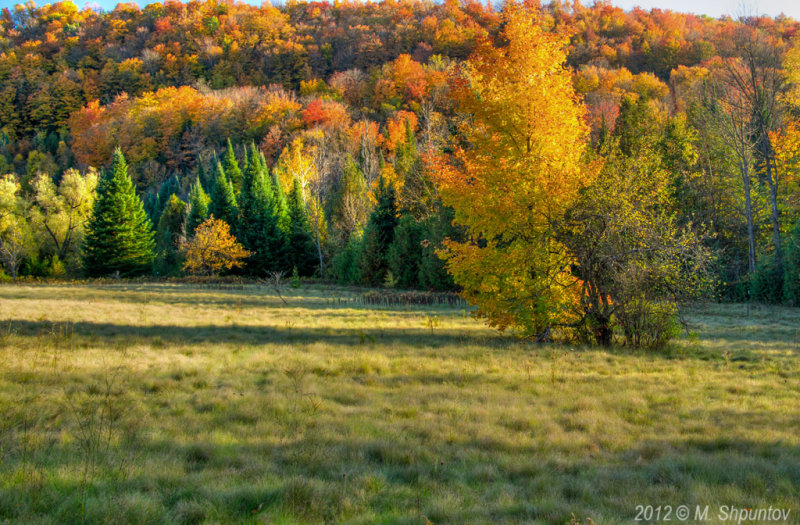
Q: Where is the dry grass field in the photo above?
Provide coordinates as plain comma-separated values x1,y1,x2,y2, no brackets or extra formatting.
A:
1,283,799,524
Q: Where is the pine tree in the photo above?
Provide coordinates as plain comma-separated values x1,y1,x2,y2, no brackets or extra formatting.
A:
286,176,317,276
271,169,291,238
155,194,187,276
238,144,285,274
143,191,159,223
208,161,238,229
155,175,180,221
388,214,425,289
186,177,210,236
82,149,155,276
222,139,243,193
360,176,398,286
197,154,214,193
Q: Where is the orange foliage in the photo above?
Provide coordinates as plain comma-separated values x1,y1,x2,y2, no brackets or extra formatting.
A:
385,111,418,153
431,3,595,336
302,99,350,129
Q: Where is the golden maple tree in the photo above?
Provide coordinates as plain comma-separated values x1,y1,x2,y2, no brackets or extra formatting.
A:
430,2,596,338
183,217,251,276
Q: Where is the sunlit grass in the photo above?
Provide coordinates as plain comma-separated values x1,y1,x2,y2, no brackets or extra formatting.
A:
1,283,799,524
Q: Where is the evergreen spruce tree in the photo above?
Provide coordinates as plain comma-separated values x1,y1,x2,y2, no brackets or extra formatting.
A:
186,177,210,236
238,144,285,274
143,191,160,223
388,214,425,289
241,144,250,175
271,169,291,238
222,139,243,193
286,176,317,276
331,231,363,284
208,161,238,228
359,176,398,286
198,153,214,193
158,175,180,210
148,174,180,225
82,149,155,276
155,194,187,276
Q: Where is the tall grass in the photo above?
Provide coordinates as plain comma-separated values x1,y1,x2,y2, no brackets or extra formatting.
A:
1,283,799,524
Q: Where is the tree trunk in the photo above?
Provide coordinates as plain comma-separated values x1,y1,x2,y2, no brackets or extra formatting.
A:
763,144,783,273
740,160,757,274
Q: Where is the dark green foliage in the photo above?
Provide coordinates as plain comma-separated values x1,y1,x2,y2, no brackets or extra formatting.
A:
286,177,317,276
752,256,783,304
143,191,160,224
784,222,800,306
208,161,238,229
271,170,291,238
360,177,398,286
186,178,210,237
82,149,155,277
155,175,181,222
330,232,363,285
237,144,286,275
155,194,187,276
145,175,181,224
388,215,425,289
614,96,660,157
222,139,243,193
417,207,457,291
197,154,214,193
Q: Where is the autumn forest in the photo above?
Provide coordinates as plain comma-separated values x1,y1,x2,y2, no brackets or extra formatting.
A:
1,0,800,344
4,1,800,523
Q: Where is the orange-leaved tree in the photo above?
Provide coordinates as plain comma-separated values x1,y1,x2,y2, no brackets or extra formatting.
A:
183,217,251,276
430,2,596,339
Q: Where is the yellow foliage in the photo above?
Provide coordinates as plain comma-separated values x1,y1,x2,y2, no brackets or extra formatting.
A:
183,217,251,276
431,3,595,337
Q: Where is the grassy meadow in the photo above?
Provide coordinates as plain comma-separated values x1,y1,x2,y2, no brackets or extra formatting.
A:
1,283,799,524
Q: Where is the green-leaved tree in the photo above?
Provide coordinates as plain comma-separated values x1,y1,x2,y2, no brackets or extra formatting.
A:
83,149,155,276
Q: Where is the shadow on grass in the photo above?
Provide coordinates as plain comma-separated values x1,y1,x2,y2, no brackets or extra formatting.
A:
2,318,509,349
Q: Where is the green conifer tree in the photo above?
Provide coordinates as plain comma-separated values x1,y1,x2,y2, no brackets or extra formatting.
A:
155,194,187,276
186,177,210,236
208,161,238,228
82,149,155,276
222,139,243,193
388,214,425,289
271,169,291,237
238,144,286,274
360,176,398,286
286,176,317,275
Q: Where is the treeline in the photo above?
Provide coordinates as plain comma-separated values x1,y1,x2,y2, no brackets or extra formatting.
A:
0,0,799,305
0,140,456,290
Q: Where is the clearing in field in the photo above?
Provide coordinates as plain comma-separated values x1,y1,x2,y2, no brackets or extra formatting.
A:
1,283,799,524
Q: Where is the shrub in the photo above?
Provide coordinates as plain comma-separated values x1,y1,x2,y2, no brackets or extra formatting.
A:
330,232,363,285
752,255,783,304
615,299,681,349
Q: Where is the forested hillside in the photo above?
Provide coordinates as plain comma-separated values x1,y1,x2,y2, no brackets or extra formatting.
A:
1,0,799,308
